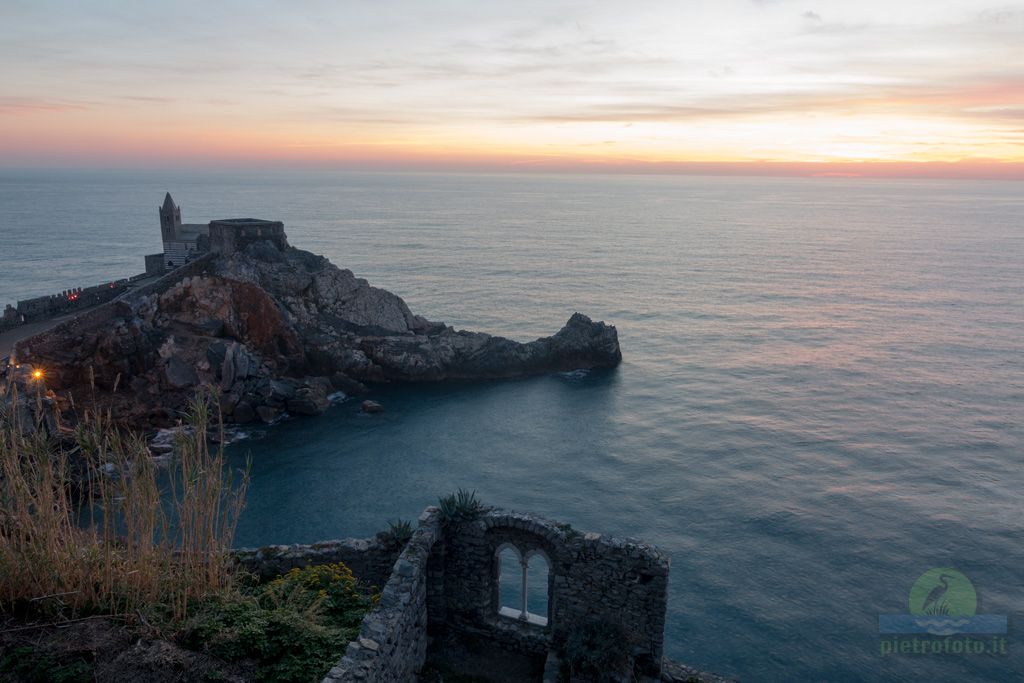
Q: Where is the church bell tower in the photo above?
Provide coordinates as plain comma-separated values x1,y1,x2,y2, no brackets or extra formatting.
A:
159,192,182,242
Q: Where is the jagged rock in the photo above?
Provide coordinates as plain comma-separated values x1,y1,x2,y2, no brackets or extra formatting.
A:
354,312,622,381
207,341,227,373
288,378,331,417
272,379,300,401
197,318,225,336
14,242,621,428
361,400,384,414
331,372,367,395
164,355,198,389
661,658,737,683
256,405,279,424
233,401,255,424
219,391,240,416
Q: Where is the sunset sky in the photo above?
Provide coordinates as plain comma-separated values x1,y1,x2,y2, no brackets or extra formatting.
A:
2,0,1023,177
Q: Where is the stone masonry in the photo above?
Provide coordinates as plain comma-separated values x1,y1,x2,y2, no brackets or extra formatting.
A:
234,505,721,683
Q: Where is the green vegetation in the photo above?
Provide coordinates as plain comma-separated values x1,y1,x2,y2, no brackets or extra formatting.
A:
0,390,376,682
555,521,582,542
0,647,91,683
184,564,377,683
437,488,484,525
383,518,414,547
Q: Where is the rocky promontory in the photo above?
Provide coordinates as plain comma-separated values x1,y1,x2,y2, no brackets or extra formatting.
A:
12,240,620,427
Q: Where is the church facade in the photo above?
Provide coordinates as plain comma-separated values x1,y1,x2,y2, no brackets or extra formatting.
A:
147,193,289,275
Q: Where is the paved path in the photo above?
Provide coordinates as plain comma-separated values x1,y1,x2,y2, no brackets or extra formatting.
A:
0,310,94,359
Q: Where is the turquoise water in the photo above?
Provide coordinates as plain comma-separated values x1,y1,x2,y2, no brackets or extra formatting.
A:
1,170,1022,681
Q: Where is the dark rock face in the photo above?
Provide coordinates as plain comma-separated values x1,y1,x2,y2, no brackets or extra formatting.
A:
358,311,622,381
164,355,198,389
14,241,621,427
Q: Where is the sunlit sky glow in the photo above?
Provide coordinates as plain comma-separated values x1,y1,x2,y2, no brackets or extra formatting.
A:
2,0,1024,177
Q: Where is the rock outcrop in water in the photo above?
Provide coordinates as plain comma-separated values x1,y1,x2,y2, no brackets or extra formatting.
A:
12,241,620,427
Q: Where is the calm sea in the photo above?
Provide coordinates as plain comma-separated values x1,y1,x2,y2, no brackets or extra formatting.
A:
1,169,1022,682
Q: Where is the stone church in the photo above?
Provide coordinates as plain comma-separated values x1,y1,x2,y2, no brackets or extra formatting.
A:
150,193,287,273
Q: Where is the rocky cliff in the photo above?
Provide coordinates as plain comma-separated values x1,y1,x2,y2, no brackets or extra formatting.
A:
13,241,621,427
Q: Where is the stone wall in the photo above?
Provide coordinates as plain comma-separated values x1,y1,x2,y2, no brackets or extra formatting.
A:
441,509,670,675
322,507,442,683
145,253,167,277
3,253,214,340
234,534,404,591
122,253,217,302
208,219,288,255
235,506,672,682
227,505,693,682
15,255,216,365
6,279,132,331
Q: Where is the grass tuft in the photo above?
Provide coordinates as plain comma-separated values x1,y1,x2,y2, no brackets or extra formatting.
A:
437,488,484,525
0,388,247,623
383,519,414,547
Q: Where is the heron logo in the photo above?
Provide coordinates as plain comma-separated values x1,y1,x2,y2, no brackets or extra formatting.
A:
909,568,976,618
879,567,1008,648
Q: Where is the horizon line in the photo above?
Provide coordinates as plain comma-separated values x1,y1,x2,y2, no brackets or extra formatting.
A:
2,159,1024,182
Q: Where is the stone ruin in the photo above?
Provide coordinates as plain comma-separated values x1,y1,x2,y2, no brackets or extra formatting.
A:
236,506,731,683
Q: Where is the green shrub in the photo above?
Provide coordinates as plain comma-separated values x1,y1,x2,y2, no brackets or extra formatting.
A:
437,489,484,525
0,646,92,683
383,519,414,547
183,563,376,683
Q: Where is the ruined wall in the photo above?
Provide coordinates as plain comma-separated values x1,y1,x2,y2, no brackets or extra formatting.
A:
442,509,670,674
322,508,442,683
227,505,673,682
308,507,668,682
233,534,405,592
232,511,440,683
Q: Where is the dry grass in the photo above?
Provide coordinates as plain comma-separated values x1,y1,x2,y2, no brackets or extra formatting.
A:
0,387,248,624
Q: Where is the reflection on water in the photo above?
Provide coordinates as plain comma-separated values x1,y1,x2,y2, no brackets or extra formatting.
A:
3,171,1022,682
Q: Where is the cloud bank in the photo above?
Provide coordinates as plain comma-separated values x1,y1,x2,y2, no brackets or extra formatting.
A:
1,0,1022,177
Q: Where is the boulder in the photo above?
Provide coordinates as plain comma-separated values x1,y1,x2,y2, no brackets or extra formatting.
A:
269,379,298,402
288,387,330,416
164,355,198,389
233,401,256,424
361,400,384,414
